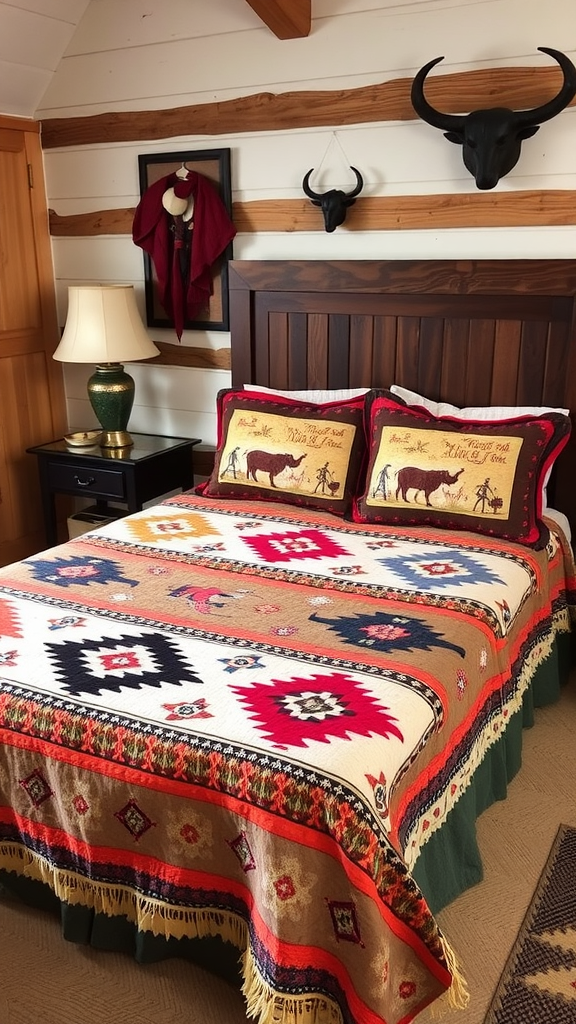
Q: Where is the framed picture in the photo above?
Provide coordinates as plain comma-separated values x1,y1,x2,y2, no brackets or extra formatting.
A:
137,148,234,332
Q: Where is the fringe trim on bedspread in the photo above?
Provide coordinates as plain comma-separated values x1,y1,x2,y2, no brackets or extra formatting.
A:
0,842,247,944
0,841,468,1021
434,936,469,1013
242,950,343,1023
403,611,570,869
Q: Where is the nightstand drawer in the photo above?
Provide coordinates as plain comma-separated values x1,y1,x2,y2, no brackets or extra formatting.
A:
47,462,126,499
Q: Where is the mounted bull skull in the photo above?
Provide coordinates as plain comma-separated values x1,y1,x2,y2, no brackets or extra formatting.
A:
411,47,576,190
302,167,364,231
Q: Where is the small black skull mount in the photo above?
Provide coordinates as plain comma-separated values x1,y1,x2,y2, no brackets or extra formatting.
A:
302,167,364,231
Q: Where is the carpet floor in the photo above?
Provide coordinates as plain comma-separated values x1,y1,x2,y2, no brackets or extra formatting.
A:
1,678,575,1024
483,823,576,1024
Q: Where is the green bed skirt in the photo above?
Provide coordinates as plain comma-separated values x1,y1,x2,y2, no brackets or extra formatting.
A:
1,633,572,969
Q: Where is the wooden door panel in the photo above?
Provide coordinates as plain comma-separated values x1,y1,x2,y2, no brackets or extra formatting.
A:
0,131,42,332
0,123,67,564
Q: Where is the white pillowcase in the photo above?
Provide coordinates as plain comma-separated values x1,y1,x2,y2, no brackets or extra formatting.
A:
389,385,569,421
243,384,370,403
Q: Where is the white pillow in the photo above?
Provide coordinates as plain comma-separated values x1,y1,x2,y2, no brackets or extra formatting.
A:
543,506,572,543
243,384,370,403
389,385,569,421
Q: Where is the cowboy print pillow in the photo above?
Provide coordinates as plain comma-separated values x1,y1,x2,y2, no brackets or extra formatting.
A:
197,388,367,516
353,391,571,548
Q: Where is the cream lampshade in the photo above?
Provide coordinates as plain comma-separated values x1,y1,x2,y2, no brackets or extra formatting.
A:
53,285,160,448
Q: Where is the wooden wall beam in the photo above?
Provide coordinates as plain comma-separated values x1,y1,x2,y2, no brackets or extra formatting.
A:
149,342,230,369
245,0,310,38
39,65,574,149
48,190,576,238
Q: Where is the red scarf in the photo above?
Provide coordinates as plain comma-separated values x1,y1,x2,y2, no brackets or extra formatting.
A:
132,171,236,339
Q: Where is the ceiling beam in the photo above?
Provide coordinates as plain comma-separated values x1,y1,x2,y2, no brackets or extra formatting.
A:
245,0,310,39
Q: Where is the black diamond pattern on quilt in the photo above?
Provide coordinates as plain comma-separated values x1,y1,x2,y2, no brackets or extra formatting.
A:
46,632,202,697
115,799,155,840
20,768,53,807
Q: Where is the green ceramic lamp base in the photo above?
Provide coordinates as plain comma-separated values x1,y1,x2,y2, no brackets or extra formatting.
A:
87,363,136,448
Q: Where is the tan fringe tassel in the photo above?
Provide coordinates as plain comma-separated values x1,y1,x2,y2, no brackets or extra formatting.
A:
241,947,343,1024
429,935,470,1017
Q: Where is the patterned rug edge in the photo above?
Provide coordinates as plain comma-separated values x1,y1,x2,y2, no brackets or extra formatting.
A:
483,822,576,1024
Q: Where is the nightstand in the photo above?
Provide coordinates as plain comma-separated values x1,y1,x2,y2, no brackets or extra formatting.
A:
27,433,201,547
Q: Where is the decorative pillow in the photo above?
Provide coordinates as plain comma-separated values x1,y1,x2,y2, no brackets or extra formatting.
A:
389,385,570,507
353,391,571,548
197,388,367,515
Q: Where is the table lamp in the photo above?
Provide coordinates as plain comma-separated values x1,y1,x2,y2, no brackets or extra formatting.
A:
53,284,160,448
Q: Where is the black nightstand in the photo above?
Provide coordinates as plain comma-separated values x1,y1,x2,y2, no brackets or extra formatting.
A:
27,433,201,547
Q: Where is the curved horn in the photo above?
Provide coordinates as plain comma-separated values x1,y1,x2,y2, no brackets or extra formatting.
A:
411,56,466,131
516,47,576,128
302,169,323,200
346,167,364,199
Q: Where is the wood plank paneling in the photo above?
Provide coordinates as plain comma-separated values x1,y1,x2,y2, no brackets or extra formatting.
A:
327,315,350,389
287,312,309,389
465,321,496,408
416,318,444,401
349,315,375,388
268,310,288,388
307,314,329,388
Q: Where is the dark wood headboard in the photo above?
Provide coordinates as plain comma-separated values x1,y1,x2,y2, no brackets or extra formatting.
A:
228,259,576,540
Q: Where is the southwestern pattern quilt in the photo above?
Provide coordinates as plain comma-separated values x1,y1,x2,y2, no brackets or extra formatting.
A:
0,492,574,1024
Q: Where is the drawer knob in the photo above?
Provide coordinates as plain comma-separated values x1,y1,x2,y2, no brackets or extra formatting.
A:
74,474,96,488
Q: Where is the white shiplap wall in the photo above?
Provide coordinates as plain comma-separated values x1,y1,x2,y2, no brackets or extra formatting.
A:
36,0,576,447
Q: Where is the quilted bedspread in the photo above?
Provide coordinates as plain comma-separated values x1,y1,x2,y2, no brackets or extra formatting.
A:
0,492,574,1024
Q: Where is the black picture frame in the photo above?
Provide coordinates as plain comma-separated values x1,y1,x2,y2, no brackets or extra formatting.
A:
137,148,234,332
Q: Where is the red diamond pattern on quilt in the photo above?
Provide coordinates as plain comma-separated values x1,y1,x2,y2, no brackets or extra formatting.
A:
241,528,351,563
73,794,90,815
232,671,404,749
274,874,296,901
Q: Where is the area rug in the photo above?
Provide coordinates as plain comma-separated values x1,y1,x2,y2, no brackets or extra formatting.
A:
484,824,576,1024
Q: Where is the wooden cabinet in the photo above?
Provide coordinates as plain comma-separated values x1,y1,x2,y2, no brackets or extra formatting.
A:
0,115,67,565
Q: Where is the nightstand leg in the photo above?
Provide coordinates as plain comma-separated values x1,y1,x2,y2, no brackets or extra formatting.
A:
37,461,58,547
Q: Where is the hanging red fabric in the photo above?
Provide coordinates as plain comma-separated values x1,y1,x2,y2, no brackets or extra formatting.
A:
132,170,236,339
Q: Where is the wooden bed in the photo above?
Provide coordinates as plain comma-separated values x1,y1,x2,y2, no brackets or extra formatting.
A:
228,259,576,540
0,258,575,1024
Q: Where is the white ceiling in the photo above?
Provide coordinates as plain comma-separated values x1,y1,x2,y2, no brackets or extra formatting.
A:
0,0,308,119
0,0,90,117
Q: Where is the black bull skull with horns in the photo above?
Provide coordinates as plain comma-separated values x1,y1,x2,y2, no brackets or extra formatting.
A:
411,47,576,190
302,168,364,231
